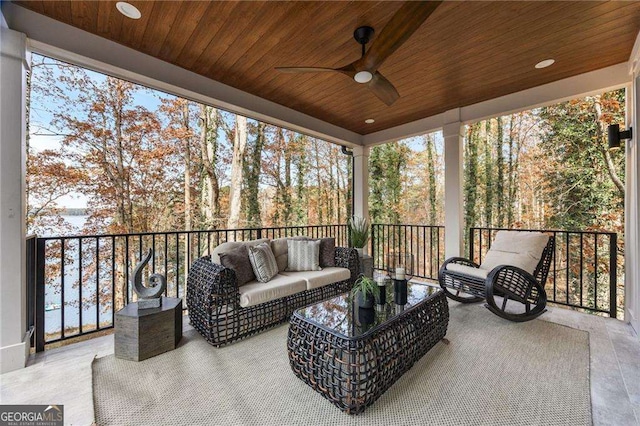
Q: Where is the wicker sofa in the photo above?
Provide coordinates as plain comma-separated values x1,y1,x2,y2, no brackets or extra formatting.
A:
187,237,359,346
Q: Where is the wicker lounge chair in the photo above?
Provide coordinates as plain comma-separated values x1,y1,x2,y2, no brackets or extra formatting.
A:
438,231,554,322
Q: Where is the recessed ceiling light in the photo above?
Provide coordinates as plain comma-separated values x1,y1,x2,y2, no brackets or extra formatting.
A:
535,59,555,69
365,118,375,124
116,2,141,19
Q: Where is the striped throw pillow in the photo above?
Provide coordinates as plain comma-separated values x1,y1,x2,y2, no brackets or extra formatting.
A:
248,242,279,283
286,240,322,272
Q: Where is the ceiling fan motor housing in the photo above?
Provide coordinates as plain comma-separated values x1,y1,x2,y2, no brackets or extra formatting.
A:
354,26,375,46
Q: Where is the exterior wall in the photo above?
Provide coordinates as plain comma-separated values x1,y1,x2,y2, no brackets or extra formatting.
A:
0,22,29,372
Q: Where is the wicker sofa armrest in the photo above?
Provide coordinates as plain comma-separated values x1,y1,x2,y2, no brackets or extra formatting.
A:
334,247,360,282
187,256,239,307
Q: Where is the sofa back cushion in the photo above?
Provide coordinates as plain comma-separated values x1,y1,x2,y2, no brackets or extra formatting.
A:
211,238,270,264
480,231,550,275
218,245,255,286
286,239,322,272
248,242,279,283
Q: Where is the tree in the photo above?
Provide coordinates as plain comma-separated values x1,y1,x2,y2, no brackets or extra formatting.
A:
227,115,247,230
244,121,265,227
425,134,437,225
464,124,480,229
200,105,221,228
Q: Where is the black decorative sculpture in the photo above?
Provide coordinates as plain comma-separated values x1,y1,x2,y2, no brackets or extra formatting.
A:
132,249,166,309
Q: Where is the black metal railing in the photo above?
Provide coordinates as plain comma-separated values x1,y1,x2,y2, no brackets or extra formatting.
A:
470,227,620,318
25,235,37,346
29,224,348,351
370,224,445,280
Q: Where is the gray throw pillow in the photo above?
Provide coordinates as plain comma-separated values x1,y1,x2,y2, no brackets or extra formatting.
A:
248,242,279,283
286,240,322,272
218,245,255,286
317,238,335,267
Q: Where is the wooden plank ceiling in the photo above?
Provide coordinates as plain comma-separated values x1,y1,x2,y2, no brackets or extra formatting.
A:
15,1,640,135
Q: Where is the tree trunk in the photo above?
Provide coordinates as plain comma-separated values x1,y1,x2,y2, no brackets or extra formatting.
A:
495,116,505,227
183,102,192,232
464,124,479,229
227,115,247,230
245,122,265,227
426,134,437,225
200,105,220,227
593,99,625,196
484,120,494,227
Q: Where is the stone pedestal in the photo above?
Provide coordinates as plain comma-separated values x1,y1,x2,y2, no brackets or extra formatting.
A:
360,255,373,279
115,297,182,361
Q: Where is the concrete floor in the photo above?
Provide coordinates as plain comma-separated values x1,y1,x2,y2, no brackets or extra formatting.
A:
0,304,638,426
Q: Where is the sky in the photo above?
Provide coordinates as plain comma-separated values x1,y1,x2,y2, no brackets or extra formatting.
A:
29,53,441,211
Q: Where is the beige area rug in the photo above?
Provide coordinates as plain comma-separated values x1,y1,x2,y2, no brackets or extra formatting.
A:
93,303,591,426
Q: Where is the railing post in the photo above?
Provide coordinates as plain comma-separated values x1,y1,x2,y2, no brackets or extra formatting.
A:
35,238,46,352
469,227,475,262
370,224,376,269
257,228,262,240
609,233,618,319
25,236,36,346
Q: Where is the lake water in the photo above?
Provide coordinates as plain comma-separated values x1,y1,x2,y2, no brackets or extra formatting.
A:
44,215,114,336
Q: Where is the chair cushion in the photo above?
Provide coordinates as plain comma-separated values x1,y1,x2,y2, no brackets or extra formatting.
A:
238,274,307,307
270,236,309,272
218,245,255,286
281,267,351,290
480,231,549,275
286,239,322,272
211,238,270,264
248,242,279,283
446,263,489,280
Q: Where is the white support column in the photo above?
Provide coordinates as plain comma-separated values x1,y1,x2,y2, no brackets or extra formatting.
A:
626,66,640,331
352,145,370,220
442,111,465,259
352,145,369,251
0,25,29,372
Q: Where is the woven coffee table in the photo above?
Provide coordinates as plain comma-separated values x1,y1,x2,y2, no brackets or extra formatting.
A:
287,282,449,415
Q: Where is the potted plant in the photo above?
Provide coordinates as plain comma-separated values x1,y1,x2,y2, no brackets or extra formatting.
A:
352,275,379,309
348,216,370,256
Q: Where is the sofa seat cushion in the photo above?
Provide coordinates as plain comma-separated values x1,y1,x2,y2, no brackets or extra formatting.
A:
446,263,489,280
238,274,307,308
281,267,351,290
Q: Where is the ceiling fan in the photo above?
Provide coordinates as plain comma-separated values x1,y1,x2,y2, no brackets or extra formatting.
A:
275,1,442,106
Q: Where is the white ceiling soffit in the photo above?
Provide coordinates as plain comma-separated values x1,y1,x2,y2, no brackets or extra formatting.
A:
362,62,630,146
1,1,362,147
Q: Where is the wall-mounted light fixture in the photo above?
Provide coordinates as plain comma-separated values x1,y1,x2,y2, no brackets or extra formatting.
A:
608,124,632,150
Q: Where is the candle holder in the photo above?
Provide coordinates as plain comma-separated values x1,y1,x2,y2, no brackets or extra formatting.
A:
385,252,415,281
376,276,387,305
394,278,408,305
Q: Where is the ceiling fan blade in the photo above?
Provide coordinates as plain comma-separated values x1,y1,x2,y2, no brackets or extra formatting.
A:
368,72,400,106
357,1,442,73
275,67,341,73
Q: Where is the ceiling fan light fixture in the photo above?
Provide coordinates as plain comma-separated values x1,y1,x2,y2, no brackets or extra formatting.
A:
535,59,555,69
354,71,373,84
116,2,141,19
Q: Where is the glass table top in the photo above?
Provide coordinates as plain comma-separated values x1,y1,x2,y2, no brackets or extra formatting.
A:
295,281,442,339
